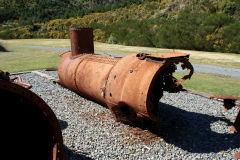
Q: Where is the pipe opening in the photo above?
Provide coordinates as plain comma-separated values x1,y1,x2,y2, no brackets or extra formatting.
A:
161,58,193,92
147,58,193,120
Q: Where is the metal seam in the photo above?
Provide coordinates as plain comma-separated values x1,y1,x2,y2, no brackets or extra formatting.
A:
102,64,116,99
74,55,92,94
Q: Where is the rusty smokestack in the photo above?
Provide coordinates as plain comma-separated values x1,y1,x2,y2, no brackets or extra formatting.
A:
70,28,94,56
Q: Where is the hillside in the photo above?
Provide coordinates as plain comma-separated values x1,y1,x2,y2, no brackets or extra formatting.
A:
0,0,240,54
0,0,151,24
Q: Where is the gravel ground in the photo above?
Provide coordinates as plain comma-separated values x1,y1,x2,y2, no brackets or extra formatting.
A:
13,71,239,160
9,45,240,77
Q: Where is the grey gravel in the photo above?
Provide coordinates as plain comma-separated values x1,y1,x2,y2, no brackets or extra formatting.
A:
13,71,240,160
9,45,240,77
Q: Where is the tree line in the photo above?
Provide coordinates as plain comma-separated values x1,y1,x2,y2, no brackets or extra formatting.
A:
0,0,240,54
0,0,152,24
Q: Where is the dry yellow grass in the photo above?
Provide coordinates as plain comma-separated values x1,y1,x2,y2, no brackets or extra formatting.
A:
1,39,70,48
1,39,240,68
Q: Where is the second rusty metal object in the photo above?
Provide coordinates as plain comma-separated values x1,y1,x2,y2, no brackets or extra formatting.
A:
11,75,32,89
58,28,194,123
0,70,65,160
211,95,240,132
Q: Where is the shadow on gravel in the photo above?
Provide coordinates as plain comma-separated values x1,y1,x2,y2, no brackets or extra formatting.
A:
129,102,240,153
64,146,94,160
58,120,94,159
59,119,68,130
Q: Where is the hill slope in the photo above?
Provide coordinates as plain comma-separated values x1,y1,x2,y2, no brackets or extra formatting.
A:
0,0,240,54
0,0,152,24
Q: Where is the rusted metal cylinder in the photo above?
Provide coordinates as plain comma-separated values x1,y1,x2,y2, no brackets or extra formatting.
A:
70,28,94,56
210,95,240,132
58,52,119,105
58,28,194,123
0,78,65,160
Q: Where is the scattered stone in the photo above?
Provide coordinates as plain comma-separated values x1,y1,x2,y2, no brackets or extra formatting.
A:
14,71,240,160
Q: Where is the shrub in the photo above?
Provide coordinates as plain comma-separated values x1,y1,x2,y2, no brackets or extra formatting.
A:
107,34,118,44
105,19,153,46
221,21,240,53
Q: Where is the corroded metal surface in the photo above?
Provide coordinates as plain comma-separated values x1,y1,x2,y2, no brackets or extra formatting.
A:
104,53,193,122
211,95,240,132
0,70,65,160
11,75,32,89
70,28,94,56
58,28,194,123
0,70,10,81
211,95,240,100
211,95,240,111
0,70,32,89
232,104,240,132
235,152,240,159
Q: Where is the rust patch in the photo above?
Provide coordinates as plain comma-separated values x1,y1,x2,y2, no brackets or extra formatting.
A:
0,70,32,89
79,110,113,121
86,54,119,65
211,95,240,100
62,94,85,106
94,111,113,120
120,127,164,145
235,152,240,159
11,75,32,89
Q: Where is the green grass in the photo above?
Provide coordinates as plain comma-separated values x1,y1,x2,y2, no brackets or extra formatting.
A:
174,72,240,97
0,46,61,72
0,39,239,97
1,39,240,68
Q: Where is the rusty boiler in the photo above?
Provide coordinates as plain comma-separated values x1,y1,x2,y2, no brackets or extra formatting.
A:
0,70,65,160
58,28,194,123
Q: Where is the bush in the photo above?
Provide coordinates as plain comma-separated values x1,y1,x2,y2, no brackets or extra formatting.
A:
221,21,240,53
104,19,153,46
107,34,118,44
152,11,237,52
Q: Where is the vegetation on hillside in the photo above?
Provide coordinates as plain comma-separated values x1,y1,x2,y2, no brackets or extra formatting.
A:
0,0,151,24
0,0,240,54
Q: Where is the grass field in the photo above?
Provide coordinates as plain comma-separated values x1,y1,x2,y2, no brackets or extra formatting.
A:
0,46,61,72
1,39,240,68
0,39,239,97
174,72,240,97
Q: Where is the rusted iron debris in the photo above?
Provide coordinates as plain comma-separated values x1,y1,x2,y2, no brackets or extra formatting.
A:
0,70,32,88
58,28,194,123
0,70,65,160
235,152,240,159
211,95,240,133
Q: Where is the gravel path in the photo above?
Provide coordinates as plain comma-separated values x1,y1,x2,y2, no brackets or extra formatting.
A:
9,45,240,77
14,71,240,160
